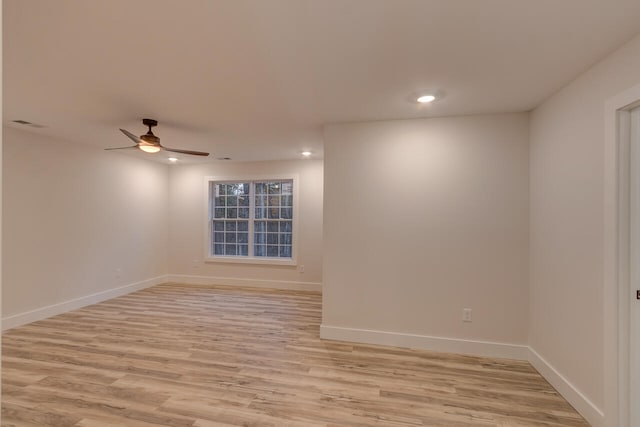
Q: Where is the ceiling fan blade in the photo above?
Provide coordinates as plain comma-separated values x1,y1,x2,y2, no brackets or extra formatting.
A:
118,122,208,156
164,147,210,156
104,146,137,151
120,128,143,145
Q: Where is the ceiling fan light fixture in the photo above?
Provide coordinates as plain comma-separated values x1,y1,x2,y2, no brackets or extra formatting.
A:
139,144,161,153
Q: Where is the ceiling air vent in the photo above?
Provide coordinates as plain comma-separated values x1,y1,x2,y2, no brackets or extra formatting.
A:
12,120,45,128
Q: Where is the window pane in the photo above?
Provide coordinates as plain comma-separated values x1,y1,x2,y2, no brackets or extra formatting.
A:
226,195,237,206
269,196,280,206
255,183,266,194
281,181,293,195
214,208,225,218
214,232,225,243
254,221,265,232
217,184,227,196
238,245,248,256
238,221,248,232
266,245,279,257
238,208,250,219
215,196,226,207
268,183,281,194
214,244,224,255
238,196,249,206
213,221,225,231
267,221,279,232
255,233,265,244
255,196,266,220
281,195,292,206
268,208,279,219
267,233,278,245
281,208,292,219
225,232,236,243
280,246,291,258
227,208,237,218
280,221,292,233
238,232,248,244
280,233,292,245
254,245,265,256
225,222,236,232
225,244,237,255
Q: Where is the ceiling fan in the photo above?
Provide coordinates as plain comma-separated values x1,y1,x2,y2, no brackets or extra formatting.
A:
106,118,210,156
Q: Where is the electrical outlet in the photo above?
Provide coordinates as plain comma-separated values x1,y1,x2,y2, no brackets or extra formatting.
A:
462,308,472,322
299,264,305,273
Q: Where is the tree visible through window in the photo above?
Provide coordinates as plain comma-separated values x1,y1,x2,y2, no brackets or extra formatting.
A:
210,179,294,259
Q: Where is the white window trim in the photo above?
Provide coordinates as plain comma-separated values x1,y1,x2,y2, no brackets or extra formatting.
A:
203,174,299,266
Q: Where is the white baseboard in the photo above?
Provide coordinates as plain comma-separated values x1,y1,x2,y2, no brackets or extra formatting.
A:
527,347,604,427
320,325,604,425
319,324,529,360
2,275,169,331
168,274,322,292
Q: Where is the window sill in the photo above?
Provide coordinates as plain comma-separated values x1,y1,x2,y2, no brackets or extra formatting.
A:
205,256,297,266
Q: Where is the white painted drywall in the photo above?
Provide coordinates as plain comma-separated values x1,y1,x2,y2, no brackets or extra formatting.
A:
2,127,169,318
530,32,640,423
168,160,323,287
322,113,529,345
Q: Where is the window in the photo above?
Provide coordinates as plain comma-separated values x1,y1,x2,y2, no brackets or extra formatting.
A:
207,177,296,263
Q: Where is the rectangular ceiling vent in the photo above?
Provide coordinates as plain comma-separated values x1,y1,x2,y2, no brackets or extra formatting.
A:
12,120,45,128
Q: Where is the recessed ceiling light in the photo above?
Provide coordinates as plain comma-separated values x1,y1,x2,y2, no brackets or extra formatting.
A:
168,157,178,162
417,95,436,103
301,151,312,157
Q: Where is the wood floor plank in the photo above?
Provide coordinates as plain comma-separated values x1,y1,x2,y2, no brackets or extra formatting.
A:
2,284,589,426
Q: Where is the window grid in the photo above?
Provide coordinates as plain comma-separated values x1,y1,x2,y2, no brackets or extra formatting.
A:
211,182,250,257
210,180,293,259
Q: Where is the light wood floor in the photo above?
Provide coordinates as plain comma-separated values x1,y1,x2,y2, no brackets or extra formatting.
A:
2,284,587,427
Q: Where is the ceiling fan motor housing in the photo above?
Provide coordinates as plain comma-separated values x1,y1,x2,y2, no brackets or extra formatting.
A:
140,133,160,144
140,119,160,144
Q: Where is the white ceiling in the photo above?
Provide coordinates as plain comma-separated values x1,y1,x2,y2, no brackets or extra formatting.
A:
4,0,640,162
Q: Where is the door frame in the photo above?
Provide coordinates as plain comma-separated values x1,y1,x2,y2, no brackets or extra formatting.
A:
604,83,640,427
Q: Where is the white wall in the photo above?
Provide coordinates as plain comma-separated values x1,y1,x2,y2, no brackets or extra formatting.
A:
168,160,323,288
2,127,169,325
322,113,529,356
529,32,640,426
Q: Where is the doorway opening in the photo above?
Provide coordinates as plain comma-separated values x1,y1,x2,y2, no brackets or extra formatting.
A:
605,85,640,427
628,105,640,426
